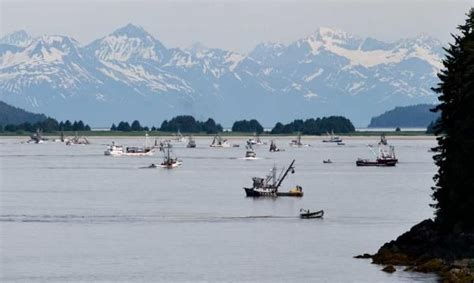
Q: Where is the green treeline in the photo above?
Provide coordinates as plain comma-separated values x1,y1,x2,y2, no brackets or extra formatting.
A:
0,118,91,133
231,119,264,133
270,116,355,135
160,116,222,134
111,116,223,134
108,115,355,135
111,120,149,132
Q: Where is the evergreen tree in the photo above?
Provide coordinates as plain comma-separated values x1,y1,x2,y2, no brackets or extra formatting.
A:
110,123,117,131
64,120,72,131
117,121,131,132
131,120,142,131
431,9,474,232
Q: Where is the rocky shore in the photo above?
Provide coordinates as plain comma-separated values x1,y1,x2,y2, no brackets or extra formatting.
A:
356,219,474,282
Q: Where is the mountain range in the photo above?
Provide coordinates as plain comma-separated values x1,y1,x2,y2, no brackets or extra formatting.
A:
0,24,443,126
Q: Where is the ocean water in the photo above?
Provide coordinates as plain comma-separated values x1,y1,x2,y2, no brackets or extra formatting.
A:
0,136,438,282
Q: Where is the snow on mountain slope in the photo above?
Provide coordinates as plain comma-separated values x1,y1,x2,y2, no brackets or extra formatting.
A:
0,25,444,126
0,30,33,47
0,35,100,95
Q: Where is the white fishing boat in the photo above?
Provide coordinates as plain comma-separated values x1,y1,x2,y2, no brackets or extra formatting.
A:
159,144,182,168
248,133,266,145
174,130,185,142
104,133,154,156
245,141,257,159
104,143,125,156
210,134,231,148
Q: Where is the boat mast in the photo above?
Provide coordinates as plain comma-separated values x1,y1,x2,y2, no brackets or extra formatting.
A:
145,132,149,148
276,159,295,189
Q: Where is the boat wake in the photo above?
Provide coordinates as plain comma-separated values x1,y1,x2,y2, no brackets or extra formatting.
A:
0,214,297,224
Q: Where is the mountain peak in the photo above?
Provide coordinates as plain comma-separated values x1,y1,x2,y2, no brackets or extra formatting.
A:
0,30,33,47
112,23,152,38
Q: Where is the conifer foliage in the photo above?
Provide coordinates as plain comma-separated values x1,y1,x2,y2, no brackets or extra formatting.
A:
431,9,474,232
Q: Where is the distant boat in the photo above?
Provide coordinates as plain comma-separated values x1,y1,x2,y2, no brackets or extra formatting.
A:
356,135,398,166
323,159,332,164
66,132,90,145
210,134,230,148
322,130,342,143
104,133,154,156
159,144,182,168
378,133,388,146
299,209,324,219
245,141,257,159
248,133,266,145
269,140,284,152
243,159,303,197
289,133,310,147
26,129,48,144
187,136,196,148
174,129,185,142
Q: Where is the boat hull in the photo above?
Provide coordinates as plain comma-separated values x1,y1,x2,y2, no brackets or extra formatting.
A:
356,159,397,167
243,188,303,197
300,210,324,219
244,188,277,197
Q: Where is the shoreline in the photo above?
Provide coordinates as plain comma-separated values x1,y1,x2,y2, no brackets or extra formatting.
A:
0,132,434,140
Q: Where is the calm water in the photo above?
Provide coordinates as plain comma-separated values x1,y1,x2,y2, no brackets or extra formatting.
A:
0,136,438,282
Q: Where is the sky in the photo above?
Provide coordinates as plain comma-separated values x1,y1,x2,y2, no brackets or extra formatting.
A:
0,0,472,53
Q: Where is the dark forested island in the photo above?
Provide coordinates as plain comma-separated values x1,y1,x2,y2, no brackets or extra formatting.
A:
0,100,47,126
368,104,439,128
271,116,355,135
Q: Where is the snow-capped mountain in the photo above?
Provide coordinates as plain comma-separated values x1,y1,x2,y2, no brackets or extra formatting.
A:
0,24,443,126
0,30,33,47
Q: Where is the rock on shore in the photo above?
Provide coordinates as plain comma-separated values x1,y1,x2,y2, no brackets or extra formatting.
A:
356,219,474,282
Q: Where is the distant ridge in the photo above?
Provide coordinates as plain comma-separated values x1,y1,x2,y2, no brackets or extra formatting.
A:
0,25,442,126
368,104,439,128
0,100,47,126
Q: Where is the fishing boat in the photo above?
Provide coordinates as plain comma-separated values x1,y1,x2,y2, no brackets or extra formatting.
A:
289,133,310,147
269,140,284,152
378,133,388,146
322,130,342,143
26,129,48,144
104,133,154,156
299,209,324,219
187,136,196,148
159,144,182,168
66,132,90,145
248,133,266,145
210,134,231,148
174,130,185,142
356,142,398,167
323,159,332,164
245,142,257,159
243,159,303,197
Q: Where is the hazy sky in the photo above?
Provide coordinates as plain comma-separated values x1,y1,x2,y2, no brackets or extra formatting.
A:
1,0,472,53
